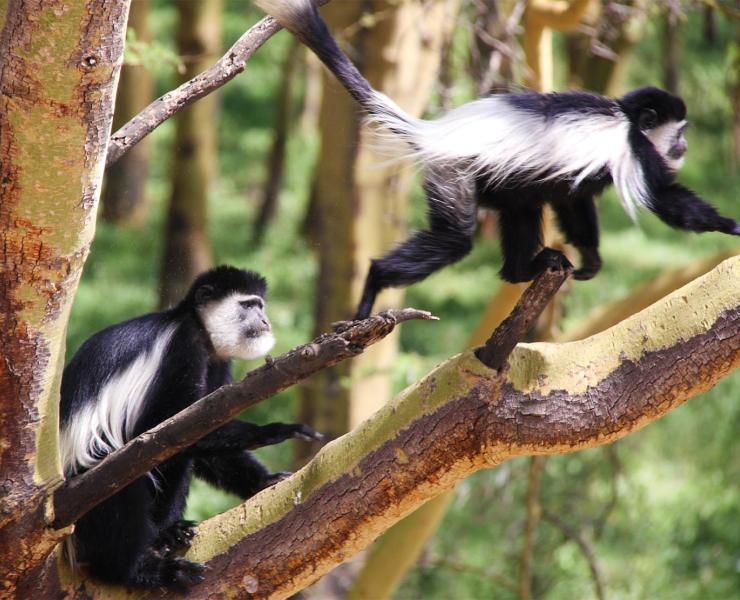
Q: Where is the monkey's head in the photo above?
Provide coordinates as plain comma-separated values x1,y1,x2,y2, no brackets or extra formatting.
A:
186,266,275,360
619,86,689,172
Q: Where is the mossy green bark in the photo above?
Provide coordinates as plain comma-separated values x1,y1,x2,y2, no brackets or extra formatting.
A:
0,0,130,591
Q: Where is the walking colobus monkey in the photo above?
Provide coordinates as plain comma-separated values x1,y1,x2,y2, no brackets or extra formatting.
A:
60,266,322,590
257,0,740,319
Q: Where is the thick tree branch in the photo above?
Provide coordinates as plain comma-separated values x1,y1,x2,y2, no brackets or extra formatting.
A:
51,308,435,529
105,1,330,166
139,256,738,600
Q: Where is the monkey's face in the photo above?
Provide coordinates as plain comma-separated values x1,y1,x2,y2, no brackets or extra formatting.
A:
199,293,275,360
643,115,688,172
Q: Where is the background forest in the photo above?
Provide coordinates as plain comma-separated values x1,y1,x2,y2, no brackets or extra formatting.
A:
67,1,739,598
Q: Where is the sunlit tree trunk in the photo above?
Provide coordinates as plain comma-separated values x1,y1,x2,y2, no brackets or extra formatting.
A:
523,0,591,91
101,0,153,225
0,0,130,593
159,0,221,308
730,25,740,169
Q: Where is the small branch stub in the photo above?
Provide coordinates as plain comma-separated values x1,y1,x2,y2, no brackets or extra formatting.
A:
477,252,572,370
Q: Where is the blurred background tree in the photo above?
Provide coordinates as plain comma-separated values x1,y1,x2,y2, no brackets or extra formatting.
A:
101,0,155,225
67,0,740,598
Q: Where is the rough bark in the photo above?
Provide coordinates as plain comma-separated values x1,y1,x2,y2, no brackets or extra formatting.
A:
74,256,737,600
158,0,221,308
0,0,130,594
101,0,153,224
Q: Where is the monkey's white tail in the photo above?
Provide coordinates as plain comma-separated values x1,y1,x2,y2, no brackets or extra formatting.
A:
255,0,424,150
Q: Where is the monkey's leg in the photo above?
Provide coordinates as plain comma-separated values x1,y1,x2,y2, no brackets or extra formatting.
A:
648,183,740,235
73,477,204,590
194,451,291,499
355,175,477,320
552,196,602,280
498,205,544,282
498,205,573,282
188,420,323,456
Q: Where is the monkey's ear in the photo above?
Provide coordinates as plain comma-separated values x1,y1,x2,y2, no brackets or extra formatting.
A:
638,108,658,131
194,284,215,305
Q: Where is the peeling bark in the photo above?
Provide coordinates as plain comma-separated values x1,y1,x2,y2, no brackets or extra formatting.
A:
0,0,130,593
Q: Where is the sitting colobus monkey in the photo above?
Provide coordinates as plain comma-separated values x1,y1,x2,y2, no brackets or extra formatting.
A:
60,266,322,590
257,0,740,320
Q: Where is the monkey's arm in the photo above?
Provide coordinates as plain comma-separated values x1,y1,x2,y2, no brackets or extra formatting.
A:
193,451,287,499
648,183,740,235
186,420,322,456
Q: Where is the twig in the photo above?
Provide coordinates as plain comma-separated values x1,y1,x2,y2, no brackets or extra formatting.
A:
543,510,606,600
51,308,436,529
476,257,572,370
105,1,332,167
425,557,518,592
593,443,621,540
519,455,546,600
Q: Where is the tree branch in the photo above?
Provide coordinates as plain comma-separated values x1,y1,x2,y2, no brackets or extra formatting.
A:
106,1,331,167
152,256,736,600
477,258,571,369
50,308,436,529
542,510,605,600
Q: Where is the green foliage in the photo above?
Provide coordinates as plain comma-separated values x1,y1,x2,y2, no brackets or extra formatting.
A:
66,2,740,597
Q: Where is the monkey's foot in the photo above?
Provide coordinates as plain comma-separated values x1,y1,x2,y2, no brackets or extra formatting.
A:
256,422,324,446
136,553,205,591
532,247,573,275
155,520,197,554
289,423,324,442
573,247,602,281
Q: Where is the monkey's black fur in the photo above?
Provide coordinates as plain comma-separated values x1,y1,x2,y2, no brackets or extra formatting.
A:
258,0,740,320
60,266,321,590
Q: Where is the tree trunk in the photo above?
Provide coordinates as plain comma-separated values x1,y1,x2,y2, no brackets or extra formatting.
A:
295,0,362,465
298,0,457,463
101,0,153,225
159,0,221,308
730,25,740,169
568,0,646,96
349,0,458,428
0,0,130,594
523,0,591,91
252,41,301,244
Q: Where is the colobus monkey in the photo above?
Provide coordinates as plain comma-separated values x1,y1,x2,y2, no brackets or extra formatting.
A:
257,0,740,320
60,266,322,590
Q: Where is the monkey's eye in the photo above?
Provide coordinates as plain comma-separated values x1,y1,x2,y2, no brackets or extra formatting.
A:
239,299,263,309
638,108,658,130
